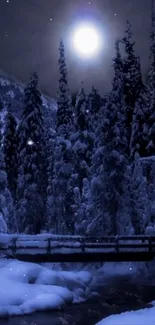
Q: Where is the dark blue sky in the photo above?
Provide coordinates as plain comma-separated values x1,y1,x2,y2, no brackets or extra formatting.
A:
0,0,152,97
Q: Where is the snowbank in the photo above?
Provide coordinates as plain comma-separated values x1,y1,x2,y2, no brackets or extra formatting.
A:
96,305,155,325
0,259,93,317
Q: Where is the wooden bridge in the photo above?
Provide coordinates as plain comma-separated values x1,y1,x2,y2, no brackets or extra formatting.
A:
0,235,155,263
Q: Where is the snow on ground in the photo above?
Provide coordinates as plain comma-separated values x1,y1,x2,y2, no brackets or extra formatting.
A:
96,305,155,325
0,259,93,317
0,233,83,245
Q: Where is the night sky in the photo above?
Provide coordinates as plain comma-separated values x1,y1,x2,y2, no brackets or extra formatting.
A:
0,0,152,97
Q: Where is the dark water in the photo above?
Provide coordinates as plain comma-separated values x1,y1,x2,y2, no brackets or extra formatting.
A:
1,276,155,325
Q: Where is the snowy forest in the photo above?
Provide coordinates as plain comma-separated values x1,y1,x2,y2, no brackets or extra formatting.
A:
1,11,155,237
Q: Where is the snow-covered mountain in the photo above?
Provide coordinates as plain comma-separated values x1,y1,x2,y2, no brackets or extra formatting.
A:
0,74,57,121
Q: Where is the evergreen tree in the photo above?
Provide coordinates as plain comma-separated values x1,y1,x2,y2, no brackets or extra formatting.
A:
48,40,75,233
144,0,155,155
72,186,83,233
75,83,87,131
123,21,143,152
0,117,16,233
63,84,94,232
0,155,15,233
88,86,101,130
130,87,148,159
129,153,149,234
45,127,55,232
3,103,17,200
57,39,73,137
71,84,94,193
94,40,128,235
123,20,143,107
73,178,93,235
43,106,56,231
88,42,123,236
49,136,74,234
16,72,47,234
89,86,101,116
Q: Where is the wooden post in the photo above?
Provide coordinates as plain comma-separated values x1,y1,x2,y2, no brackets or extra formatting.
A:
12,238,17,257
148,237,152,253
81,237,85,253
47,238,51,255
115,236,119,253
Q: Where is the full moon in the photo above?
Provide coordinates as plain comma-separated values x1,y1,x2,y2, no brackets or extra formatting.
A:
72,23,101,58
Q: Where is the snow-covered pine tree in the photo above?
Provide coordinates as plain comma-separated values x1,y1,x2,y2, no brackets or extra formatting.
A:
123,20,143,153
48,136,75,234
67,84,95,230
89,91,109,224
88,95,110,235
87,149,105,236
88,86,102,133
0,117,16,233
100,40,128,235
72,186,83,233
71,83,94,193
81,177,93,232
0,155,16,233
3,103,17,200
129,153,149,234
75,83,87,131
43,105,56,232
130,87,149,159
47,40,75,234
73,178,93,235
123,21,143,108
45,129,55,232
16,72,47,234
144,0,155,156
57,39,73,138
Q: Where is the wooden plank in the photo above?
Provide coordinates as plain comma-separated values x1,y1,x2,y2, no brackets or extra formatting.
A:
5,242,155,250
76,236,155,242
117,243,155,249
119,236,155,241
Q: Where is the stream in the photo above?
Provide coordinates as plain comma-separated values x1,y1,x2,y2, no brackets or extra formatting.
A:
1,275,155,325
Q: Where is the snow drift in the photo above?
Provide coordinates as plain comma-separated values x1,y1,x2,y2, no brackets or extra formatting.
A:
0,259,93,317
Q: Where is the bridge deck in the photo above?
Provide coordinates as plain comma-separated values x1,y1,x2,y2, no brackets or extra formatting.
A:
0,234,155,262
6,251,155,263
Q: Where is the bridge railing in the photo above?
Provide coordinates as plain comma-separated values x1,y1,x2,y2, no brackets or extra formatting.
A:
1,235,155,257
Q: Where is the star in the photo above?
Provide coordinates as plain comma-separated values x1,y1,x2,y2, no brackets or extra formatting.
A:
27,139,34,146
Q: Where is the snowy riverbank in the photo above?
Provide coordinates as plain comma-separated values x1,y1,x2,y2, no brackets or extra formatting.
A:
96,303,155,325
0,259,94,317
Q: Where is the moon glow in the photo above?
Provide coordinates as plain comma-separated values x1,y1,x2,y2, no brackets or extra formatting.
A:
72,23,101,58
